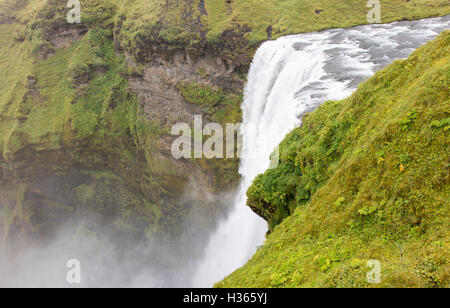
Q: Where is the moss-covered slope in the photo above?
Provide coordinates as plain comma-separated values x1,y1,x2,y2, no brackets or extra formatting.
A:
218,31,450,288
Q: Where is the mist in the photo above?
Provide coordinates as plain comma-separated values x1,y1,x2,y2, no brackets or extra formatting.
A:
0,182,238,288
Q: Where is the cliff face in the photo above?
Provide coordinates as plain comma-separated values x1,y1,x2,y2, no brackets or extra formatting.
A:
1,0,449,252
219,31,450,288
0,0,244,251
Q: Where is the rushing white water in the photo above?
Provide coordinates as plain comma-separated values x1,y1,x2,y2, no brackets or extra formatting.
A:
192,16,450,287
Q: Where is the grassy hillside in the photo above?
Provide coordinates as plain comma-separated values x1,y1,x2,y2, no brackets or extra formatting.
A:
116,0,450,55
218,31,450,288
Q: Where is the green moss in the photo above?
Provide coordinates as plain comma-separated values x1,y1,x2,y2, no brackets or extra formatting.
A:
179,82,225,108
218,31,450,288
177,82,243,189
0,1,151,160
179,82,242,123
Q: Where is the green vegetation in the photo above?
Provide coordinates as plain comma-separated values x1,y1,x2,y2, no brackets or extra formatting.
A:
115,0,450,62
0,0,179,243
206,0,450,44
179,82,242,123
0,0,143,157
218,31,450,288
179,82,243,189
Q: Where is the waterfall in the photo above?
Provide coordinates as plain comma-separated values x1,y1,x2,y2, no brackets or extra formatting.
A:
192,15,450,287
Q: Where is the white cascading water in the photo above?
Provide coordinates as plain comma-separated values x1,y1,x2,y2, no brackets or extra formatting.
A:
192,16,450,287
